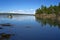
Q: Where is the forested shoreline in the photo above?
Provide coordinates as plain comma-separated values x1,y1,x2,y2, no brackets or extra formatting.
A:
35,3,60,19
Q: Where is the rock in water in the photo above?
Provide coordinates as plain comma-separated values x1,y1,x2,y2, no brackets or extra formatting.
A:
0,27,3,29
0,23,12,26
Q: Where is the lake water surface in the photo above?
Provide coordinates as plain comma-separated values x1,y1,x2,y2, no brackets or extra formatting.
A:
0,15,60,40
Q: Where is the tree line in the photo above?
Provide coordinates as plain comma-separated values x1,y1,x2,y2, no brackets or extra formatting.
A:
35,3,60,15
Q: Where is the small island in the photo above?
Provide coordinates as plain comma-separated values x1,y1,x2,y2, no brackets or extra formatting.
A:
35,3,60,21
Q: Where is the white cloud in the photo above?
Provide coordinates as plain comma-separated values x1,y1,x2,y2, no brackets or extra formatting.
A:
8,10,25,13
9,11,15,13
18,10,23,11
0,9,35,14
30,9,34,11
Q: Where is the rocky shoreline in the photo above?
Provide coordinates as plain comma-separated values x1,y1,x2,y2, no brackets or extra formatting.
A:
35,14,60,21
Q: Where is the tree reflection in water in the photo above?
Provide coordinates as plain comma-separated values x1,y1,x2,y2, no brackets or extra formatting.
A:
35,17,60,28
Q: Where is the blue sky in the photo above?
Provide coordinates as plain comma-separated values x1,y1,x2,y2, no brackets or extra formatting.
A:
0,0,60,14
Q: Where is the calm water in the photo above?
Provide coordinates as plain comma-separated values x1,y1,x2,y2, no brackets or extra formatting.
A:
0,15,60,40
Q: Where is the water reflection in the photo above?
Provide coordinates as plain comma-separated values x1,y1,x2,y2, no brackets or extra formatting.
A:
7,15,13,19
0,15,15,40
0,15,60,40
35,16,60,28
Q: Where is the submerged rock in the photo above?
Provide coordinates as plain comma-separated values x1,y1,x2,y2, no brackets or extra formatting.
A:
1,34,11,38
0,23,12,26
26,26,31,28
0,27,3,29
0,33,15,39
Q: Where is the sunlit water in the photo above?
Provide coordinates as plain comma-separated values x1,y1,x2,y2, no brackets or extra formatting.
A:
0,15,60,40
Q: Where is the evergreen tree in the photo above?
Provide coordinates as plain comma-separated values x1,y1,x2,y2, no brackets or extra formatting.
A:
35,3,60,15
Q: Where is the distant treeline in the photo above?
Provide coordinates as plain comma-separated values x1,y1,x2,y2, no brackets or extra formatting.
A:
0,13,34,16
35,3,60,15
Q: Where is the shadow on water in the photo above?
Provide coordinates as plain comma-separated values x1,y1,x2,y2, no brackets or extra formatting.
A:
35,16,60,28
